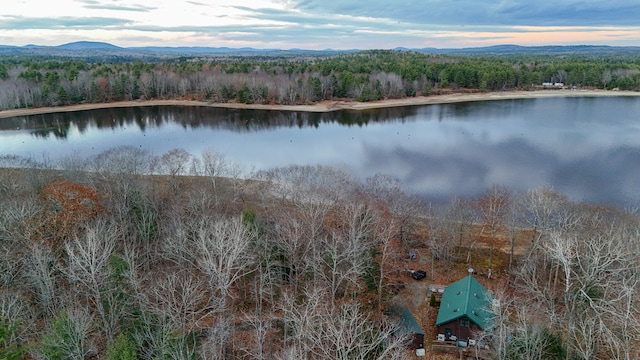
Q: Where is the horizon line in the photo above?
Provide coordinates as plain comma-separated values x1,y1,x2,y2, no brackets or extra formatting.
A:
4,40,640,52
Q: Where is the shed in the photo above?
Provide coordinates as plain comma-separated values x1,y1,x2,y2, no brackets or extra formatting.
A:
390,306,425,350
435,274,493,343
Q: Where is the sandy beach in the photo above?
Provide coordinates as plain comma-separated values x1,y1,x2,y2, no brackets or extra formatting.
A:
1,89,638,119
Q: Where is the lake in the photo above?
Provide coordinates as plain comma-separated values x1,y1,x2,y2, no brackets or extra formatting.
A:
2,96,640,207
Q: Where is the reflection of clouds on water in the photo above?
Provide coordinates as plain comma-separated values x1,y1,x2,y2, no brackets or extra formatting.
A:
2,97,640,207
355,97,640,206
363,136,640,207
551,147,640,206
359,137,555,203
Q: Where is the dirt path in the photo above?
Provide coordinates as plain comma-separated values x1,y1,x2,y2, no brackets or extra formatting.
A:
1,89,638,119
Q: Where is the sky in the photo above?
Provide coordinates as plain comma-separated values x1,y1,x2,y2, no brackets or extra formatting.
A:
1,0,640,49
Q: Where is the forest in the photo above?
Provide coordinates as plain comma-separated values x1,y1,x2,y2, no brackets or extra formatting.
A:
1,146,640,359
1,49,640,110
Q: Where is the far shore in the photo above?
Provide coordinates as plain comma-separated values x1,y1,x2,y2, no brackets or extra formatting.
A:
1,89,639,119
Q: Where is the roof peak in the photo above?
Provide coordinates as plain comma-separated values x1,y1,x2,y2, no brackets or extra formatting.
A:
435,275,493,330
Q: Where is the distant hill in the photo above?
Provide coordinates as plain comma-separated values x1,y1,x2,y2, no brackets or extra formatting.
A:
128,46,270,54
410,44,640,55
22,44,48,49
56,41,123,50
1,41,640,59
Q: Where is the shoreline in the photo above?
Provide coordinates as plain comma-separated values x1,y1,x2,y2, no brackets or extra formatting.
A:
1,89,639,119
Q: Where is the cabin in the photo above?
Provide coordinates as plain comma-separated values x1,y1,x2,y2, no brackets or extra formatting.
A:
390,306,425,350
435,274,493,346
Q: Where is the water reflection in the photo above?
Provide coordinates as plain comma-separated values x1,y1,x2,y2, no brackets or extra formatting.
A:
2,97,640,207
0,105,422,137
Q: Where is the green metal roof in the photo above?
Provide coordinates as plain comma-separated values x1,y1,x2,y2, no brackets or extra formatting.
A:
390,306,425,335
435,275,493,331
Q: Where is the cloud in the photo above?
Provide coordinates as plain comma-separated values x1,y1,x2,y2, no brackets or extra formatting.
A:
76,0,156,12
210,5,442,45
229,5,357,27
283,0,640,26
2,0,640,48
493,1,640,26
0,15,131,30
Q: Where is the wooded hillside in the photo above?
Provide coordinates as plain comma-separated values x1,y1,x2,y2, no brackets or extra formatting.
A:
2,147,640,359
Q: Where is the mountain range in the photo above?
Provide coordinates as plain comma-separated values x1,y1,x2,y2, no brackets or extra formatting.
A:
1,41,640,59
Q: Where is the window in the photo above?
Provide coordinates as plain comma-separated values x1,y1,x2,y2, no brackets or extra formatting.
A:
459,318,470,328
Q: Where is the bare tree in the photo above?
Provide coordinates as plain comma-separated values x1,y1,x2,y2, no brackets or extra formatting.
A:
64,220,117,341
522,187,571,241
271,214,315,296
362,173,426,244
160,148,192,193
477,184,510,272
370,72,405,99
37,306,94,360
57,150,88,182
607,272,640,360
505,192,526,268
199,318,231,360
0,199,40,287
132,313,197,360
500,305,565,360
374,217,400,310
516,202,640,360
138,72,154,99
141,269,210,332
319,202,375,300
161,148,192,177
256,165,355,205
199,148,228,194
487,285,516,360
427,210,456,266
0,292,34,347
279,287,407,360
89,146,157,177
25,244,60,317
191,216,257,314
435,197,476,263
239,310,272,360
131,269,207,360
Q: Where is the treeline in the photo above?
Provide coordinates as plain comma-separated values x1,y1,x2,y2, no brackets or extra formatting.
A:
2,147,640,359
1,50,640,110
